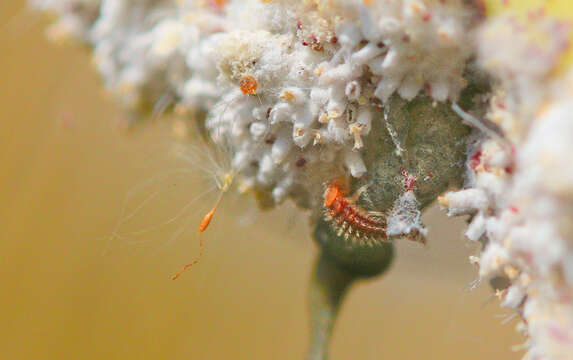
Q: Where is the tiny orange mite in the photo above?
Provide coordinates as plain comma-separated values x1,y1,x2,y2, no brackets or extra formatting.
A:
240,75,258,95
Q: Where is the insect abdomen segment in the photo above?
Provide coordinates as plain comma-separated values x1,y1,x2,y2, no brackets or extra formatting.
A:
323,184,387,246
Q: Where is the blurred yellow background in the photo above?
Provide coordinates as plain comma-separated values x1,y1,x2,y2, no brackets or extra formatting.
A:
0,2,522,359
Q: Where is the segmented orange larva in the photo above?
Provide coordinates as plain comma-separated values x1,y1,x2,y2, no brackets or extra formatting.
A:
323,183,388,246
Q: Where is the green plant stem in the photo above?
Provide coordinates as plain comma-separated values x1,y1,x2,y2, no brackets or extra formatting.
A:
307,218,395,360
307,253,355,360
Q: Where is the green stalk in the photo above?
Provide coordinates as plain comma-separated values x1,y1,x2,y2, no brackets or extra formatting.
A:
307,218,395,360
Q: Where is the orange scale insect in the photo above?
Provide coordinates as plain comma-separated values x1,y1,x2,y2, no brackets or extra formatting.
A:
323,183,388,246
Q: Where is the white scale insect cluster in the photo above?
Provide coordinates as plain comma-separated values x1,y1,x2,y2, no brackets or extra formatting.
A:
207,0,476,209
32,0,476,208
32,0,573,359
440,16,573,360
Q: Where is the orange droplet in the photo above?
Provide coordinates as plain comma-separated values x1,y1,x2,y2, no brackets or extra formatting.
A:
240,75,258,95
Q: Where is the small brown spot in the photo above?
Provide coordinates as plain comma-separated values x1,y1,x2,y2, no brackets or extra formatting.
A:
296,158,307,167
330,36,338,44
264,135,276,145
376,41,385,48
312,43,324,51
266,107,272,119
402,34,411,42
423,82,432,95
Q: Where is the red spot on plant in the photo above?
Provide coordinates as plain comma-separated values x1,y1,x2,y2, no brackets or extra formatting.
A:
401,168,417,191
423,82,432,95
469,150,482,170
505,146,516,174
